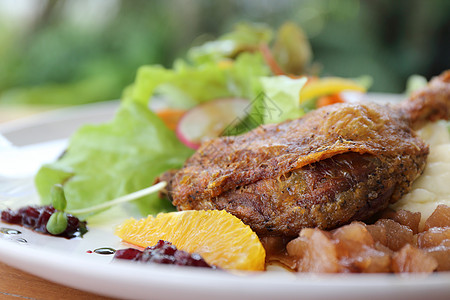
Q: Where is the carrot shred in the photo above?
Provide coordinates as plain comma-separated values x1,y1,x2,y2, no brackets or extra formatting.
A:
316,94,345,108
259,44,286,76
156,109,186,130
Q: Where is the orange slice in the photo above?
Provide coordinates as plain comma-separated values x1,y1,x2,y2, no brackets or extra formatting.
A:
115,210,266,271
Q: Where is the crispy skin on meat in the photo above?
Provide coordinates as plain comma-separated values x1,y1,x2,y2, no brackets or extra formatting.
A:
398,71,450,130
159,71,450,237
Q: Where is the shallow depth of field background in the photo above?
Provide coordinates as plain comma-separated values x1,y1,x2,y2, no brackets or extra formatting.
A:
0,0,449,109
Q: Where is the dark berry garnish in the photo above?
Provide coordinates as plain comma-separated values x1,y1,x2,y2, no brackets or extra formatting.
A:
114,240,215,268
1,205,87,239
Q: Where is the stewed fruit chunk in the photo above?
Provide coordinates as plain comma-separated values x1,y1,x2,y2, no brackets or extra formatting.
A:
417,227,450,248
416,207,450,271
424,204,450,231
287,228,339,273
380,209,421,234
372,219,415,251
425,243,450,271
284,205,450,273
392,244,438,273
287,222,391,273
332,222,390,273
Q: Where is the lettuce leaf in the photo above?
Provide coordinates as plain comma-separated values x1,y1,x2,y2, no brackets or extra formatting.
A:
127,52,269,107
272,22,312,75
222,75,308,134
405,74,428,95
259,75,307,124
187,22,273,65
35,53,268,219
35,100,193,218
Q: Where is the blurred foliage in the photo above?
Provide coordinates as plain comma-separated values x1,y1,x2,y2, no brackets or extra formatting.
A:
0,0,448,106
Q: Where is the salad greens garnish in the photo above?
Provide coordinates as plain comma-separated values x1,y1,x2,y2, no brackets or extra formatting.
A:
126,52,270,108
33,22,326,219
35,100,193,217
187,22,273,64
68,181,166,215
405,74,428,95
260,76,307,124
271,22,312,75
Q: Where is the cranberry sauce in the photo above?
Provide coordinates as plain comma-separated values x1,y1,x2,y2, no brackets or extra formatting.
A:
114,240,215,269
1,205,87,239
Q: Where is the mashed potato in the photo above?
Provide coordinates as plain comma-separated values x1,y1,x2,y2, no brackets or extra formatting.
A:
392,121,450,227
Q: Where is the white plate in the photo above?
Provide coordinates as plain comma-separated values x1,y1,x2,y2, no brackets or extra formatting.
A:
0,99,449,300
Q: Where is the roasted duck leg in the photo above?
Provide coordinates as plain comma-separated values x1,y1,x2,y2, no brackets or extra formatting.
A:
159,71,450,237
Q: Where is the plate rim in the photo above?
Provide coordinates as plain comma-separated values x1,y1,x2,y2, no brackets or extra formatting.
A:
1,95,449,300
0,237,449,300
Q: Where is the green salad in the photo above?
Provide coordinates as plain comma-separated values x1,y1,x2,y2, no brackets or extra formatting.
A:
34,22,362,219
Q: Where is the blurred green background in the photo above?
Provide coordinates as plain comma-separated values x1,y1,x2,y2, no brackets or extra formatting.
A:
0,0,449,108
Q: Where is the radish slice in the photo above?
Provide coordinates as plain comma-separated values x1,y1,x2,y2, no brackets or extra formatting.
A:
176,98,250,149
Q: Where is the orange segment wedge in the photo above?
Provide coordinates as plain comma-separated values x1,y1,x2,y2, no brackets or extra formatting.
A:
115,210,266,271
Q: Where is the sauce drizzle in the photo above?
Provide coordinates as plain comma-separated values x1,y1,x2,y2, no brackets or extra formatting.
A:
93,247,116,255
0,227,22,235
16,238,27,244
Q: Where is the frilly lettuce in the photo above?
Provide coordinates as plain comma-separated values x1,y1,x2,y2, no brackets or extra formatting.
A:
35,50,269,219
126,52,270,108
272,22,312,75
259,76,307,124
405,74,428,95
187,22,273,64
34,23,312,219
35,100,193,217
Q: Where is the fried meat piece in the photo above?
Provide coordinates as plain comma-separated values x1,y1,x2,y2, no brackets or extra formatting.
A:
159,71,450,237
